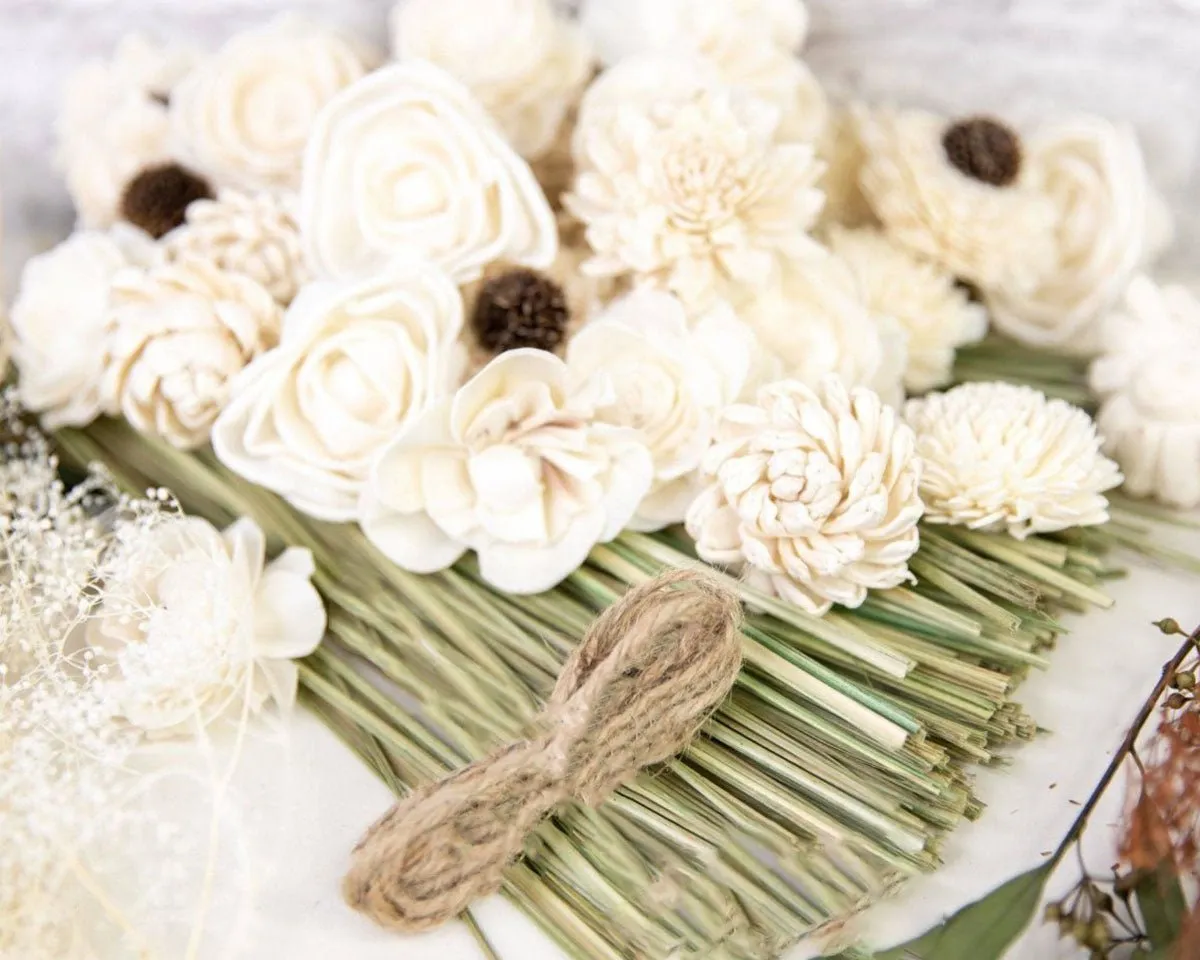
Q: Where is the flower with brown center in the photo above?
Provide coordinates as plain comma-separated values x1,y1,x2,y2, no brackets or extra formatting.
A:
120,163,213,239
942,116,1022,187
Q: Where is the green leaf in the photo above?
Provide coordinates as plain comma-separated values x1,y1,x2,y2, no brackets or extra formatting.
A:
1135,863,1187,949
868,865,1052,960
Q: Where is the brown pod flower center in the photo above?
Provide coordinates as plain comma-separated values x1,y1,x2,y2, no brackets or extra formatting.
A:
942,117,1022,187
472,268,570,354
120,163,214,239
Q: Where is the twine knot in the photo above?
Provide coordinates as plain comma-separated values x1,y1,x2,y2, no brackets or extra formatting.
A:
342,570,743,932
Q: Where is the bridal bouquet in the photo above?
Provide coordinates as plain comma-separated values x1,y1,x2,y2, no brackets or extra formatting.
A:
5,0,1200,957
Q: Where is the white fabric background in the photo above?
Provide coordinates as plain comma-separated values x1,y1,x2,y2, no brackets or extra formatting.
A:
3,2,1200,957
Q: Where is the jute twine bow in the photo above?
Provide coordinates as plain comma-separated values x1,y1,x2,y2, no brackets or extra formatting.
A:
343,569,744,933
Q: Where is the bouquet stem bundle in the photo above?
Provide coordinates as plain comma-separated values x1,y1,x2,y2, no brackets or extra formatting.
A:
54,417,1168,959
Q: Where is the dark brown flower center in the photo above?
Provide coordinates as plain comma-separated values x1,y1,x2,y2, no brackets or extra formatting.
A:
120,162,214,239
473,269,570,354
942,117,1022,187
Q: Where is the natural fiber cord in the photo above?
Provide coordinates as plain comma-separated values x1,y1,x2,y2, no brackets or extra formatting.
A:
342,570,744,932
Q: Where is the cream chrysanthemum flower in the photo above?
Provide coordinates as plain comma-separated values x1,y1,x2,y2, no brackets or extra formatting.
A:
905,382,1121,538
828,226,987,392
741,255,907,409
1090,276,1200,508
685,377,923,615
162,190,310,304
857,109,1057,293
567,57,825,311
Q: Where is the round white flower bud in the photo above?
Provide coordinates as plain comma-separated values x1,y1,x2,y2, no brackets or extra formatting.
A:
213,260,465,522
390,0,594,160
686,377,923,615
172,15,372,193
103,258,282,449
905,382,1121,538
360,349,654,594
300,61,557,283
1091,276,1200,508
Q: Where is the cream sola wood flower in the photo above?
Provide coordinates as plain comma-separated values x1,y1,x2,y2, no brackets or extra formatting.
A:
566,289,756,531
300,61,557,283
828,226,987,392
1090,276,1200,508
56,34,198,228
390,0,594,161
360,349,654,595
102,258,282,450
86,514,325,735
171,15,374,193
685,377,923,615
905,382,1122,538
213,260,465,522
566,56,826,312
857,108,1057,293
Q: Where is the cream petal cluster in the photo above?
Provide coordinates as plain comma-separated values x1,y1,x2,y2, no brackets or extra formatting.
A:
741,254,908,409
986,117,1150,353
213,261,465,522
360,349,653,594
905,382,1121,539
567,290,755,531
10,226,156,429
162,190,310,305
1090,276,1200,507
567,57,825,312
172,15,372,193
828,226,987,392
390,0,593,161
87,516,325,735
300,62,557,283
685,377,923,615
56,34,198,227
857,108,1057,293
578,0,823,142
102,258,282,449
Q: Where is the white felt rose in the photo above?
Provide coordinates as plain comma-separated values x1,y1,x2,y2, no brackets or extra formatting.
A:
360,349,653,594
300,61,557,283
213,260,465,522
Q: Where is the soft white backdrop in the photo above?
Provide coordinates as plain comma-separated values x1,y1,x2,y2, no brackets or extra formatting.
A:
3,2,1200,958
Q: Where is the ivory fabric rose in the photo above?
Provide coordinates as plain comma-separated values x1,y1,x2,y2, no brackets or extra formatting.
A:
566,290,756,530
87,515,325,735
360,349,653,594
390,0,594,160
567,56,825,312
685,377,924,615
905,382,1122,538
103,258,282,449
213,261,465,522
57,34,198,227
828,226,987,392
172,16,372,193
300,61,557,283
1090,276,1200,508
986,117,1151,353
741,254,908,409
10,226,156,429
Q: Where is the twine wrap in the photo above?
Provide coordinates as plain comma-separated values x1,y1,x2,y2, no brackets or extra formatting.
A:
343,570,744,932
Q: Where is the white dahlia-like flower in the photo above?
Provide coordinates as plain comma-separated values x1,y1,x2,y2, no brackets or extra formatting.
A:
1090,276,1200,508
360,349,653,594
87,515,325,735
56,34,198,227
567,289,756,531
857,108,1057,293
686,377,923,614
986,117,1150,353
162,190,310,304
103,258,282,449
390,0,594,160
741,255,907,409
904,382,1122,538
828,226,987,392
567,57,825,311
